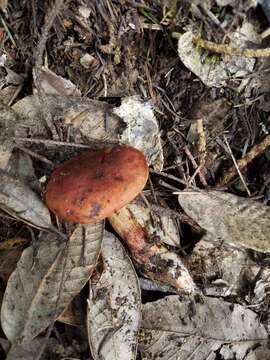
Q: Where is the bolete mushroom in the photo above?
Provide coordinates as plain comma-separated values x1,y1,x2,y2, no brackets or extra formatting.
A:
45,145,148,223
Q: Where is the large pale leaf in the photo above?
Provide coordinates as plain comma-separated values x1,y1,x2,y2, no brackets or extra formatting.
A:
140,295,269,359
0,169,51,230
178,190,270,252
87,231,141,360
1,222,103,344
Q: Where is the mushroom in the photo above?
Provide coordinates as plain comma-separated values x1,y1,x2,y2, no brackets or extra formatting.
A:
45,145,148,223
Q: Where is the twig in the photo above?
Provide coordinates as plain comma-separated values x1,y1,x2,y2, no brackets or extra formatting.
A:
218,135,270,187
183,146,208,187
196,118,206,168
193,37,270,58
16,146,54,166
34,0,70,138
12,137,118,148
222,136,251,196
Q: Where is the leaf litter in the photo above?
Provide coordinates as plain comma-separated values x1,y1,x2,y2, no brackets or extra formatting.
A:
1,1,270,359
1,222,103,344
87,231,141,360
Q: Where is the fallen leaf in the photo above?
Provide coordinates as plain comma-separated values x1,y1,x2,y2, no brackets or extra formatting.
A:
7,150,40,191
177,23,256,88
1,222,103,344
114,96,164,171
140,295,269,359
0,169,51,231
183,234,268,299
87,231,141,360
178,190,270,252
33,67,81,96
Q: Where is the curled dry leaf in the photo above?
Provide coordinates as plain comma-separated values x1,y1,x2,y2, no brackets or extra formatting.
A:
178,190,270,253
139,295,269,359
87,231,141,360
1,222,103,344
109,207,195,293
0,169,51,230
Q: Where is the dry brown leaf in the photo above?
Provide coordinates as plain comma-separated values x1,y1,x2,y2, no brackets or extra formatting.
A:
140,295,269,359
0,169,51,230
1,222,103,344
87,231,141,360
178,190,270,252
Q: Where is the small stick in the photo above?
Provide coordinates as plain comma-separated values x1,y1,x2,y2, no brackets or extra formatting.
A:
196,118,206,168
218,135,270,187
12,137,118,148
16,146,54,166
184,146,208,187
193,37,270,58
222,136,251,196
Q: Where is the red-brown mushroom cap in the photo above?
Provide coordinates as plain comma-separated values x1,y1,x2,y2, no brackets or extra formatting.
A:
45,146,148,223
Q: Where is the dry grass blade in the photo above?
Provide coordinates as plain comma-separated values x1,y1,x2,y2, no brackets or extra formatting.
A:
1,222,104,344
0,169,51,231
87,231,141,360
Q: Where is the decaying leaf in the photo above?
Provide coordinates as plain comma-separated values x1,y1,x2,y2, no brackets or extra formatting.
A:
0,102,18,170
11,93,164,169
1,222,103,344
114,96,164,171
183,234,269,300
0,142,13,170
12,94,124,144
87,231,141,360
109,207,195,293
139,295,269,359
5,337,62,360
0,169,51,230
7,150,40,191
178,190,270,252
33,66,81,96
178,23,257,88
5,338,44,360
